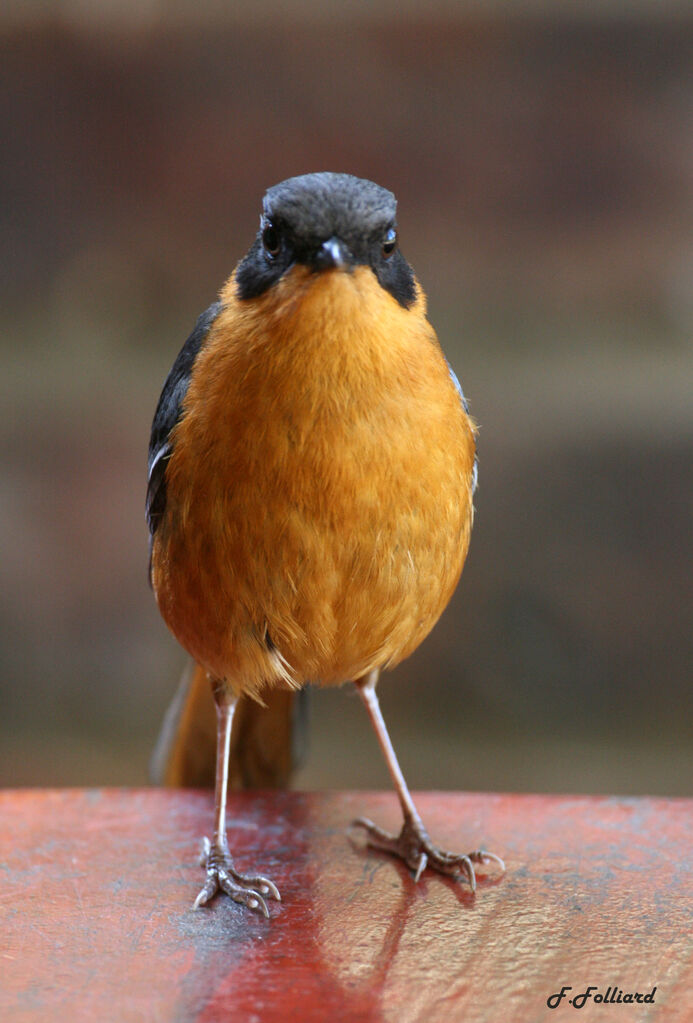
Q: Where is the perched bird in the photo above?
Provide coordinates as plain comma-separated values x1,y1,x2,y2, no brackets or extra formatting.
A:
147,172,503,917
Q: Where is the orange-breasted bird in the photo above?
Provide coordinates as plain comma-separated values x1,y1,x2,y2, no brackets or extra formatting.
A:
147,172,503,917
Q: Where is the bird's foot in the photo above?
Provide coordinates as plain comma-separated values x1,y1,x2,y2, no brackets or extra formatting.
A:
193,836,281,917
352,814,504,892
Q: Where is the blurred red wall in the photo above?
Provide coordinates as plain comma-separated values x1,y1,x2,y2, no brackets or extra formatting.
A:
1,6,691,792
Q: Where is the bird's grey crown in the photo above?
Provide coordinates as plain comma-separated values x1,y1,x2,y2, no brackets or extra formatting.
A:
235,171,414,306
263,172,397,244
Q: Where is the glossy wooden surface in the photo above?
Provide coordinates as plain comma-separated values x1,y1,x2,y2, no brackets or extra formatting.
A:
1,789,690,1022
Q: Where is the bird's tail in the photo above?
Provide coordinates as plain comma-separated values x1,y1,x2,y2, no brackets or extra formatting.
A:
151,660,308,789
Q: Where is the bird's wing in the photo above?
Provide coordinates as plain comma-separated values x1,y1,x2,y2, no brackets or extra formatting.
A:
446,359,478,494
146,301,223,548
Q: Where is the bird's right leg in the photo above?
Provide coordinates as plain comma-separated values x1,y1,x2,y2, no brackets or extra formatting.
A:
352,669,504,891
194,678,280,917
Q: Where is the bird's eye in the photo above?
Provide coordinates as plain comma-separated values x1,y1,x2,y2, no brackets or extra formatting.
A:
262,222,281,257
382,227,397,258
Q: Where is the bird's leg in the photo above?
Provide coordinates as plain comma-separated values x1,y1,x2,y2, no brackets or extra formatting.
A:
352,669,504,891
194,679,280,917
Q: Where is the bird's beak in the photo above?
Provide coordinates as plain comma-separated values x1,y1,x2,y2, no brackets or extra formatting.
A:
316,237,351,270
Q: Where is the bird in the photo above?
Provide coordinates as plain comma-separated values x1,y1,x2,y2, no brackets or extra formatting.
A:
146,171,504,917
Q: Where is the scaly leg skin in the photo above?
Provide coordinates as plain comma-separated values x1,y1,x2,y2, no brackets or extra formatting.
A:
194,836,280,918
352,812,504,891
194,681,281,918
352,670,505,892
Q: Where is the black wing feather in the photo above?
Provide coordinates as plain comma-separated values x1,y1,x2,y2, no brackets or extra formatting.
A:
446,359,478,495
146,301,223,545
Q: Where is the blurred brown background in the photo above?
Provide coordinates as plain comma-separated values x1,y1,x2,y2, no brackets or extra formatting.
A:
1,3,691,795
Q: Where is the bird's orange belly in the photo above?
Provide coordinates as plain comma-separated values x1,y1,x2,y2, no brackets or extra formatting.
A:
152,269,475,696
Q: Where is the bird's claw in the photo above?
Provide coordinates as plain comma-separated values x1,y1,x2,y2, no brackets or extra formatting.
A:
194,836,281,917
352,815,505,892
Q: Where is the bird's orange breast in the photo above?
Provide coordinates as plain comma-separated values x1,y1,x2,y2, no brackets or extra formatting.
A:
151,265,476,697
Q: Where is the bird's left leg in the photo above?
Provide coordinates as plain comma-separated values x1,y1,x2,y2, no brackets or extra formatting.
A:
194,678,280,917
351,669,504,891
